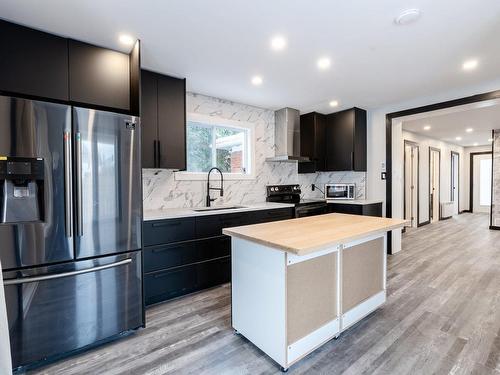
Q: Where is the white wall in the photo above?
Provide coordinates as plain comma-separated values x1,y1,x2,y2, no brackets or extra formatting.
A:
402,131,465,223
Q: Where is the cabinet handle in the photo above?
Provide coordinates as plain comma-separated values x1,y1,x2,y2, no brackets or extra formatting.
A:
153,140,158,168
151,221,181,227
157,140,161,168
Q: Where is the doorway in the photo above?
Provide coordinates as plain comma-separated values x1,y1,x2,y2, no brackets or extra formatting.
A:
470,152,492,213
429,147,441,222
404,141,419,228
451,151,460,215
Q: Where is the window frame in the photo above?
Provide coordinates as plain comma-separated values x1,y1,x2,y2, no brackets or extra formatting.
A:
175,113,256,181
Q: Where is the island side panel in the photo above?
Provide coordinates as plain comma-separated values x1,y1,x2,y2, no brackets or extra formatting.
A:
341,233,387,330
231,237,287,367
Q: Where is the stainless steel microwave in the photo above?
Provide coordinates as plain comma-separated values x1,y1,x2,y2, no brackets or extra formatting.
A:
325,183,356,200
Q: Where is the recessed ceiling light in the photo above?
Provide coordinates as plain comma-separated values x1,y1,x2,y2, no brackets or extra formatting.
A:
317,57,331,70
394,9,421,25
455,137,462,141
473,143,479,146
270,35,286,51
423,125,431,130
119,34,135,46
488,138,494,142
462,59,478,71
329,100,339,107
466,128,473,132
251,75,263,86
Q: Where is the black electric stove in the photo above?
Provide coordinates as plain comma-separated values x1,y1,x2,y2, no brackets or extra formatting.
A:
266,184,328,217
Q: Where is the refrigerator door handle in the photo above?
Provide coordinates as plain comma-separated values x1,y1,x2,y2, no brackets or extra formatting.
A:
75,132,83,236
64,131,73,237
3,258,132,285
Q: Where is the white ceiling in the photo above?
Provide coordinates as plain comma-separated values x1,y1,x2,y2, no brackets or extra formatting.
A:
402,99,500,147
1,0,500,113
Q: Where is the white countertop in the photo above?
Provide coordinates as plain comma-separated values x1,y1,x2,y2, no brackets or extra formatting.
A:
326,199,383,205
143,202,295,221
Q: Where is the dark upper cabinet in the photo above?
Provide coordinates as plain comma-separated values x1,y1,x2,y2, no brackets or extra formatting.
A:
141,70,158,168
158,75,186,170
0,20,69,101
68,40,130,112
141,70,186,169
325,107,367,171
300,112,326,172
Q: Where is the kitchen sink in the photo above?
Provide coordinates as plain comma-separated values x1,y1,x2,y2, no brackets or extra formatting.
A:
192,205,247,212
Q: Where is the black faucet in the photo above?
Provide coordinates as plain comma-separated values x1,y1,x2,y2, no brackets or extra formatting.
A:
206,167,224,207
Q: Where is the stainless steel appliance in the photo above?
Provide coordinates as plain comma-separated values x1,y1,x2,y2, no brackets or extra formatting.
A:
325,183,356,200
0,96,143,371
266,184,327,217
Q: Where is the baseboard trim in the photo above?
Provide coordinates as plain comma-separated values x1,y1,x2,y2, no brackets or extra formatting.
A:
489,225,500,230
440,216,452,221
460,210,472,214
417,220,430,227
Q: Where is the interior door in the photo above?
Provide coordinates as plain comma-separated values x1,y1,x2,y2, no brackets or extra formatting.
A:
404,143,418,228
73,107,142,259
429,149,440,222
0,96,73,269
451,152,460,215
472,153,492,213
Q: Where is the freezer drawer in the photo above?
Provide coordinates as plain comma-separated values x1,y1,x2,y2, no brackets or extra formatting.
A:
3,250,143,370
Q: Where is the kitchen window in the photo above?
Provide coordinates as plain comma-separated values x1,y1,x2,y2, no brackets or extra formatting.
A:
175,113,255,180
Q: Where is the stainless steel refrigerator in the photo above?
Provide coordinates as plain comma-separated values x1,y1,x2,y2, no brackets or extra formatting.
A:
0,95,143,371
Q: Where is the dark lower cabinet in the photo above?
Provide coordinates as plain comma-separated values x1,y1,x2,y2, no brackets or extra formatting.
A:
328,202,382,217
143,208,293,306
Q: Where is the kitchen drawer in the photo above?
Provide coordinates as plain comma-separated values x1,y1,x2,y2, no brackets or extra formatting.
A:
144,264,198,305
252,208,294,223
328,204,362,215
143,236,230,273
197,256,231,289
144,256,231,305
196,213,251,238
143,218,195,246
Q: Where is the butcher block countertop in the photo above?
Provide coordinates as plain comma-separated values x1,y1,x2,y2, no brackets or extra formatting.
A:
223,213,408,256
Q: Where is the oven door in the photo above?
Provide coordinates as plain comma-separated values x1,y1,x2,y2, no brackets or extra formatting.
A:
295,203,328,218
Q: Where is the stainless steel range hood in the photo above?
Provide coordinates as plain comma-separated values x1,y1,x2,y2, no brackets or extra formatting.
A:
265,107,310,162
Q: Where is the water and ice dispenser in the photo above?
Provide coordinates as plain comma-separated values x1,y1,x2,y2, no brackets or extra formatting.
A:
0,157,44,223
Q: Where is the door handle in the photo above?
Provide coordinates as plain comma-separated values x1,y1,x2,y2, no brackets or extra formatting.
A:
157,140,161,168
63,131,73,237
3,258,132,285
153,140,158,168
75,132,83,236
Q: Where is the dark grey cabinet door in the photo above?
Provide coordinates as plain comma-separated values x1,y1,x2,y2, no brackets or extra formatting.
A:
157,75,186,169
140,70,158,168
0,20,69,101
325,107,367,171
69,40,130,111
326,110,355,171
300,112,326,171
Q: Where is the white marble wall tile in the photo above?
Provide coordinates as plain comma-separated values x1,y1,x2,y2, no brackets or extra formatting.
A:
143,92,366,210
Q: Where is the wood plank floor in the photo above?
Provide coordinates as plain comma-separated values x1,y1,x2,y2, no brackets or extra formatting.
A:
28,213,500,374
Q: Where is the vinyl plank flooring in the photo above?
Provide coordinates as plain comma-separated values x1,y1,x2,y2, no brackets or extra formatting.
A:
26,213,500,375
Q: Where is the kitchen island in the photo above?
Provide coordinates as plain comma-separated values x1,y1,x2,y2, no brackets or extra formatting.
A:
223,213,407,371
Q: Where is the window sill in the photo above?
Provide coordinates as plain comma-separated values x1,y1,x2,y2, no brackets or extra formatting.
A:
174,171,256,181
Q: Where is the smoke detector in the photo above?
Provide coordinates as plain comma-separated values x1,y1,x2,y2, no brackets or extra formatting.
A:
395,9,421,25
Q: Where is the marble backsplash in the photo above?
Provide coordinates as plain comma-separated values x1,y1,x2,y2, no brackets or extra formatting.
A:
143,92,366,211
